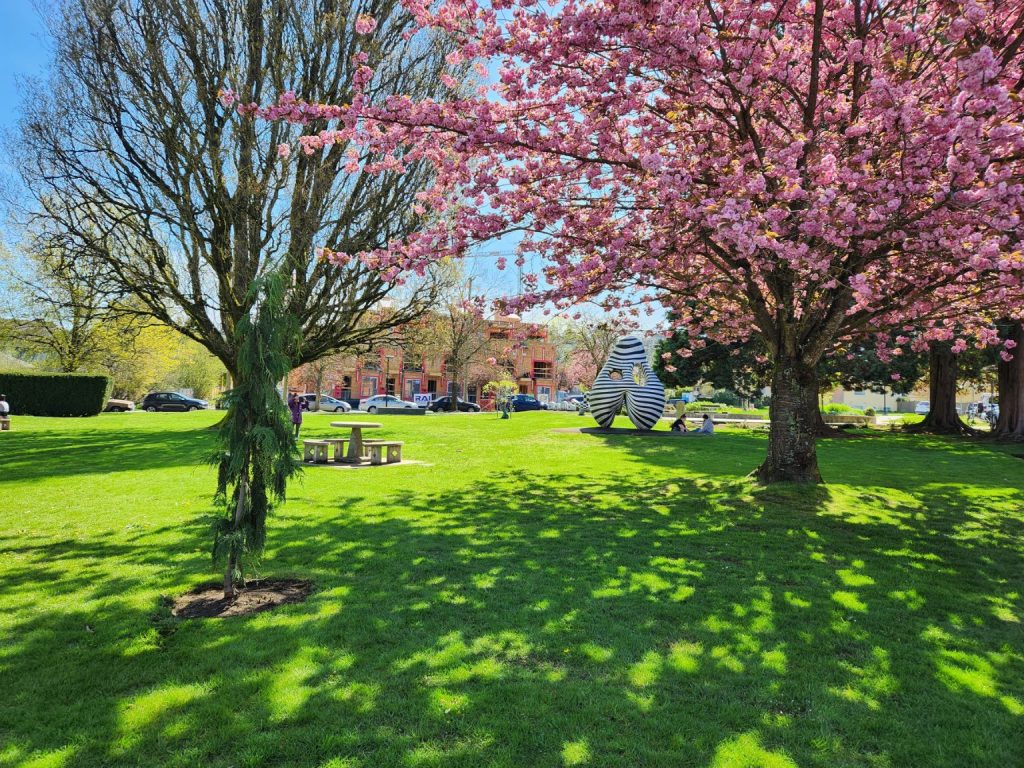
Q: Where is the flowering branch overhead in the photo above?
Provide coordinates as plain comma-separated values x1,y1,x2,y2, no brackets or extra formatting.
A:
248,0,1024,480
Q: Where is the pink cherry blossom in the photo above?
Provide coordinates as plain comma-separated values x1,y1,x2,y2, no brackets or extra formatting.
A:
249,0,1024,480
355,14,377,34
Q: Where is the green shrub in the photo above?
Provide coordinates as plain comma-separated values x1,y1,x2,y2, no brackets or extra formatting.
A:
0,372,112,416
823,403,861,414
709,389,741,407
864,407,876,417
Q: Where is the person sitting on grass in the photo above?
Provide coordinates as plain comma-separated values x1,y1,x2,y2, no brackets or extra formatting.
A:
677,413,715,435
670,415,688,432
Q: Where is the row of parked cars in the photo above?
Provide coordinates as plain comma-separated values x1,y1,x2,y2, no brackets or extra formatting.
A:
104,392,210,412
320,393,550,413
106,391,555,413
297,393,552,413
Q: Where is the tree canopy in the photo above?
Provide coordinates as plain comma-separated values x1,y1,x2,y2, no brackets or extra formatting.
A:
255,0,1024,482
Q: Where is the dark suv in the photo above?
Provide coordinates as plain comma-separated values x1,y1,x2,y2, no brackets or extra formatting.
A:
509,394,546,412
141,392,208,412
427,396,481,413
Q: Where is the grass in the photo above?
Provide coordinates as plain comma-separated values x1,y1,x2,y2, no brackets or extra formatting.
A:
1,411,1022,768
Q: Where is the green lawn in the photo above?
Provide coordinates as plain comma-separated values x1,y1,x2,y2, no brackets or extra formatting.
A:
1,411,1022,768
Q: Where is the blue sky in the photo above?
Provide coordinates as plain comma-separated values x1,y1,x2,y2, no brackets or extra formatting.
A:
0,1,50,134
0,2,655,328
0,1,531,294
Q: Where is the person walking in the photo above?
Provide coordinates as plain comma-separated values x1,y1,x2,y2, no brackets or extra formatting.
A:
287,393,304,439
0,394,9,431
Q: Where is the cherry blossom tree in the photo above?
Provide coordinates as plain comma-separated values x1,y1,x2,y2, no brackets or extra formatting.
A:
258,0,1024,482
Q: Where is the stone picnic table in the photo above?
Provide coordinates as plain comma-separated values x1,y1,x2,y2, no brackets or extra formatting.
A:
330,420,383,463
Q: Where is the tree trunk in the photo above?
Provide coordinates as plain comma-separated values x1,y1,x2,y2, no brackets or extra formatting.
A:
224,471,248,600
992,320,1024,441
808,387,840,436
755,356,822,484
908,344,974,435
208,362,239,430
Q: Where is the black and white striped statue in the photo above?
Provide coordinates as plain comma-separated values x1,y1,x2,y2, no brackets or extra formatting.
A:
589,335,666,430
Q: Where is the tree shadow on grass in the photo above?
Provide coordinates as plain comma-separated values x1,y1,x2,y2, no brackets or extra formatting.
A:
571,424,1024,490
0,424,218,482
0,467,1021,767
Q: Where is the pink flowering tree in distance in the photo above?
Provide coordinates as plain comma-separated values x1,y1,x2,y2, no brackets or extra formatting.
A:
256,0,1024,482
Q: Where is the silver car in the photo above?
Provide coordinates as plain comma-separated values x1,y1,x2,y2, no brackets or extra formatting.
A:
299,393,352,413
359,394,418,414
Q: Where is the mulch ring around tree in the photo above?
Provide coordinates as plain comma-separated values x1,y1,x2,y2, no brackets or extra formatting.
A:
172,578,314,619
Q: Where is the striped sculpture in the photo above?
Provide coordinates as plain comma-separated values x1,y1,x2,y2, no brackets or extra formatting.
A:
589,335,666,430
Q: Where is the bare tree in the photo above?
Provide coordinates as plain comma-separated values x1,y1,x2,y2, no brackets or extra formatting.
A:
549,315,634,388
12,0,459,381
414,273,494,408
0,243,136,372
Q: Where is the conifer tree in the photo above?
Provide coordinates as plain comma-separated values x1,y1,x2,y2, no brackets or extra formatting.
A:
212,273,300,599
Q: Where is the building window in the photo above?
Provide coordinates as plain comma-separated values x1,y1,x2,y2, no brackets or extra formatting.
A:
533,361,553,379
537,385,551,402
407,379,421,398
489,330,509,340
386,378,396,395
362,377,378,397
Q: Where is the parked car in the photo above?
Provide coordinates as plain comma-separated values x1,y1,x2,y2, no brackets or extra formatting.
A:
427,396,481,413
914,401,930,415
298,393,352,413
141,392,209,412
509,394,546,412
104,398,135,412
359,394,419,414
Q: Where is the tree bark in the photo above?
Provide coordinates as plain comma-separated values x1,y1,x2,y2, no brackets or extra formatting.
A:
992,320,1024,441
907,344,975,435
807,377,840,437
755,356,823,484
811,407,840,436
224,471,248,600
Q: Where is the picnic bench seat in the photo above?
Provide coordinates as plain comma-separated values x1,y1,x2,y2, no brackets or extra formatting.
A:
320,438,349,462
365,440,403,465
302,439,330,464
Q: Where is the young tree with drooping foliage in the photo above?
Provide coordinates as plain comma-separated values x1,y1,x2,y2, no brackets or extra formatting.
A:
213,274,300,600
257,0,1024,483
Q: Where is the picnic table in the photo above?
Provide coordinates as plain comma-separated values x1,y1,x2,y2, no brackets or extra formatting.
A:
330,421,383,463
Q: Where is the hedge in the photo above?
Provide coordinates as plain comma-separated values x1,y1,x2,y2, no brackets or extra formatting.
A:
0,372,113,417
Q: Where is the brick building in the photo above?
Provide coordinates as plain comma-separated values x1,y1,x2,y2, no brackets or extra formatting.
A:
291,316,558,406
